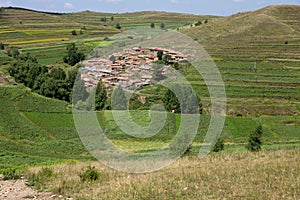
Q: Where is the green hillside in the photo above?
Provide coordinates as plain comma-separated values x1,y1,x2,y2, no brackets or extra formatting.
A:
182,4,300,60
0,5,300,171
0,86,299,171
0,7,216,64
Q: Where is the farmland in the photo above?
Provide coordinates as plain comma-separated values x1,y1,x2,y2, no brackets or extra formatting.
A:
0,86,299,171
0,5,300,199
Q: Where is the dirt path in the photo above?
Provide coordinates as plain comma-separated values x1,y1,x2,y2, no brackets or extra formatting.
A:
0,175,54,200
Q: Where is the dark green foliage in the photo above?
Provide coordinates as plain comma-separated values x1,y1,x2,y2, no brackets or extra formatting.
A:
26,65,42,88
104,37,111,41
78,166,100,182
116,23,121,29
212,138,224,152
50,67,66,80
0,42,4,50
163,84,202,114
3,168,21,180
150,22,155,28
111,86,127,110
160,23,165,29
66,67,79,90
95,81,107,111
246,124,263,152
285,41,288,44
163,54,172,64
71,30,77,35
101,17,107,22
80,29,83,34
163,88,180,113
204,19,208,24
7,47,20,59
111,16,114,21
195,21,202,26
157,50,163,61
18,52,38,63
63,43,85,66
72,79,88,104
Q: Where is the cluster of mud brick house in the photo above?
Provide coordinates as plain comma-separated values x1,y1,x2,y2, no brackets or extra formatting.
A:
81,47,188,90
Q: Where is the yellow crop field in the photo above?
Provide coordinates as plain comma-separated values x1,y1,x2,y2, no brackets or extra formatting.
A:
5,38,70,45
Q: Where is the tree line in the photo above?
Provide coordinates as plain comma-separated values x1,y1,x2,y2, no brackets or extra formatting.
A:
8,43,84,102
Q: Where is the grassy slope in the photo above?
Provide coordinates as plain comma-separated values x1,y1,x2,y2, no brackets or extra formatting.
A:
182,4,300,60
0,86,299,170
24,148,300,199
0,7,215,64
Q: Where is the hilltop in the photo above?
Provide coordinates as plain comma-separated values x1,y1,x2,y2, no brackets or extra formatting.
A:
182,4,300,59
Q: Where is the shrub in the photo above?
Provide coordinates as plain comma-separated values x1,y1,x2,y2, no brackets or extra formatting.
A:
115,23,121,29
212,138,224,152
3,168,21,180
246,124,263,152
26,167,54,190
78,166,100,182
71,30,77,35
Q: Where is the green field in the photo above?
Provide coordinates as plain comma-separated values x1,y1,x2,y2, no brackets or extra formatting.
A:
0,86,299,171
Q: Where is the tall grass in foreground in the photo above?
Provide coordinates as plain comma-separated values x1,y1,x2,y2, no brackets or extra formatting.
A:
24,148,300,199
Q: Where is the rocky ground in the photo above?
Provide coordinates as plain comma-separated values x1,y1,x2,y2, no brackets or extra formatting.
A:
0,175,56,200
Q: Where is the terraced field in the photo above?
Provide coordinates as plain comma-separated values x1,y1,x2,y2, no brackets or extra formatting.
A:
0,86,299,171
0,7,213,64
0,5,300,172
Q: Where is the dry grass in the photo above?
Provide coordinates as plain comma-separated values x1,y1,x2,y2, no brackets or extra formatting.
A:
24,148,300,199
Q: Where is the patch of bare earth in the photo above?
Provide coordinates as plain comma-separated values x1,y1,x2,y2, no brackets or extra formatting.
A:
0,175,53,200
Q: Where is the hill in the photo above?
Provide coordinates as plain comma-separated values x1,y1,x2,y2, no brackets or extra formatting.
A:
0,7,216,64
182,4,300,59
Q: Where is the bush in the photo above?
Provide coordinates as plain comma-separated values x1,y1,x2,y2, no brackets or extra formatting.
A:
115,23,121,29
26,167,54,190
246,124,263,152
3,168,21,180
212,138,224,152
78,166,100,182
71,30,77,35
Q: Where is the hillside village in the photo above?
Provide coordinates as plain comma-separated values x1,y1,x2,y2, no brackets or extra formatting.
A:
81,47,189,90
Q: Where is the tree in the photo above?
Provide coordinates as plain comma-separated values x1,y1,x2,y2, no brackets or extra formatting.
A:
116,23,121,29
66,67,79,90
26,64,42,88
50,67,66,80
160,23,165,29
71,30,77,35
7,48,20,59
95,81,107,110
163,88,180,113
163,54,172,64
246,124,263,152
212,138,224,152
163,84,202,114
72,79,88,104
204,19,208,24
195,21,202,26
80,29,83,35
111,16,114,21
150,22,155,28
157,50,163,61
101,17,107,22
111,86,127,110
63,43,85,66
0,42,4,50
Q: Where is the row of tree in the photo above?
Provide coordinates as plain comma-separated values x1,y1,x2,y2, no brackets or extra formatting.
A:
150,22,166,29
8,43,84,102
